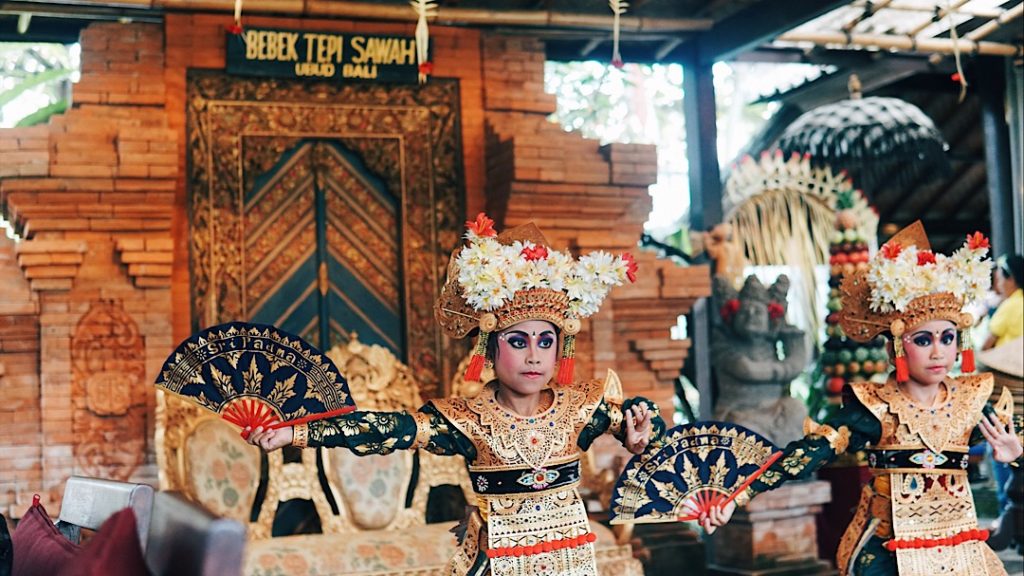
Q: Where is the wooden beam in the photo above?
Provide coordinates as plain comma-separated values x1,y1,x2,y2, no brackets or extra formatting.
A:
682,45,720,420
977,55,1016,256
695,0,849,64
165,0,716,32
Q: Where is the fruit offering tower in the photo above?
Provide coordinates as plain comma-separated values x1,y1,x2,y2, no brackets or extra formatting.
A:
821,191,886,406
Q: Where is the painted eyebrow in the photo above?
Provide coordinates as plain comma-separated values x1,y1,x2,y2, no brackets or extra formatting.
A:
502,330,557,337
910,328,956,337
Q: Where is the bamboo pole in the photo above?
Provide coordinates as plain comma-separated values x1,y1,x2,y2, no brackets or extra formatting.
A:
851,1,1006,20
907,0,969,36
150,0,714,32
965,3,1024,42
843,0,894,32
777,30,1021,56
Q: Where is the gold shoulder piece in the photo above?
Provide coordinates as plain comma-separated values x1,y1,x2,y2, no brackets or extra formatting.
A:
803,416,817,436
949,372,994,417
604,369,624,406
803,417,851,454
994,387,1014,427
849,380,887,423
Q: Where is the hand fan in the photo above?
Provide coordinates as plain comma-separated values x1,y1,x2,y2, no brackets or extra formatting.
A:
155,322,356,437
610,421,782,524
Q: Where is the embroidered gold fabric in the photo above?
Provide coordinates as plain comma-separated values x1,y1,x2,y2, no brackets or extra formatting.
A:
851,374,992,456
803,417,851,454
430,379,605,576
840,374,1007,576
432,380,603,470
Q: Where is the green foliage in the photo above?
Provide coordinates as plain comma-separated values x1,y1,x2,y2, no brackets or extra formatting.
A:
0,42,77,128
15,98,67,126
0,66,71,108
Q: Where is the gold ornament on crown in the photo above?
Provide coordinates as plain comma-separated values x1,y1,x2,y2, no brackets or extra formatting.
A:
838,221,992,380
434,213,636,385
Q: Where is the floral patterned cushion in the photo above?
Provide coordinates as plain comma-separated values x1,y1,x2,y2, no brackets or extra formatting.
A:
324,451,410,530
244,523,455,576
184,418,261,523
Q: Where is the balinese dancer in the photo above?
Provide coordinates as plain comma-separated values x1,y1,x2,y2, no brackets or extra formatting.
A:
247,213,665,576
706,221,1023,575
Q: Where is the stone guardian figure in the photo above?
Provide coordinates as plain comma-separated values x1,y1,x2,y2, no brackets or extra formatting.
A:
711,274,809,446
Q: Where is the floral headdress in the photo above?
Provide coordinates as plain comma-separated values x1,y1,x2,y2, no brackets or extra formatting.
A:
838,221,992,381
434,213,637,384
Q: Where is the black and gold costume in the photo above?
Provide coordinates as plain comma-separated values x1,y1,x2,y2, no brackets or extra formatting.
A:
734,373,1019,576
300,379,664,576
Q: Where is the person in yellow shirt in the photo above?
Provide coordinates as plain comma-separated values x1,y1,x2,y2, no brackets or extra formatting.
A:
984,253,1023,350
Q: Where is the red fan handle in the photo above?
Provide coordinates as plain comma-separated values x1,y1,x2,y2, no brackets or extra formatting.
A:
229,403,358,440
675,450,783,522
720,450,784,508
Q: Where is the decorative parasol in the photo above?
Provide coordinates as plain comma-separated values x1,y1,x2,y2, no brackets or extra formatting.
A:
155,322,356,438
610,422,781,524
775,76,949,191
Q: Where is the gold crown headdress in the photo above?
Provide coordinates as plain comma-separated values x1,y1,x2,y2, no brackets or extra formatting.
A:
838,221,992,381
434,213,638,384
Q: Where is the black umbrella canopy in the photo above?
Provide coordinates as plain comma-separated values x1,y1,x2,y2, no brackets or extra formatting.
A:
775,96,950,192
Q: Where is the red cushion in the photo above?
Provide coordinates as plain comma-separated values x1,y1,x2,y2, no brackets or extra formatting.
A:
11,503,79,576
60,508,147,576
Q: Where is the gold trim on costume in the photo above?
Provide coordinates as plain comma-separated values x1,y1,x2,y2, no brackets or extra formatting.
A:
411,411,435,450
291,423,309,448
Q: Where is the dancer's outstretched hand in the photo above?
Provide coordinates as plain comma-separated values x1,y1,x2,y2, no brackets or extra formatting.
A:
244,425,293,452
699,501,735,535
625,403,653,454
979,412,1023,463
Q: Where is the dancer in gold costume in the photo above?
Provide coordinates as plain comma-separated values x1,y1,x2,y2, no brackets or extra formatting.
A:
247,214,664,576
707,221,1023,575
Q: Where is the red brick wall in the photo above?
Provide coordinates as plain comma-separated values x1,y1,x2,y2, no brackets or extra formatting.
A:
0,235,40,517
0,23,173,513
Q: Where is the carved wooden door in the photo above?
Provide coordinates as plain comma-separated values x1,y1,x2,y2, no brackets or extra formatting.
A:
187,72,465,396
245,140,402,354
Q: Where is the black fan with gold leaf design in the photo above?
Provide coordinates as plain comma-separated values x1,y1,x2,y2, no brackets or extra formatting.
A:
611,422,781,524
155,322,356,437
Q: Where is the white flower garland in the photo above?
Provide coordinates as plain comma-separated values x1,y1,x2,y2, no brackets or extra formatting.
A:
865,235,991,313
455,234,632,318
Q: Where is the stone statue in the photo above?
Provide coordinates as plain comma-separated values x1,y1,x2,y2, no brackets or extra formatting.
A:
711,274,809,446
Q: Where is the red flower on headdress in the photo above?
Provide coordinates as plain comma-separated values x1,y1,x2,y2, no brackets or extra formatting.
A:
917,250,936,266
720,299,740,322
622,253,638,283
767,301,785,320
967,231,989,251
880,242,902,260
466,212,496,237
521,245,548,261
